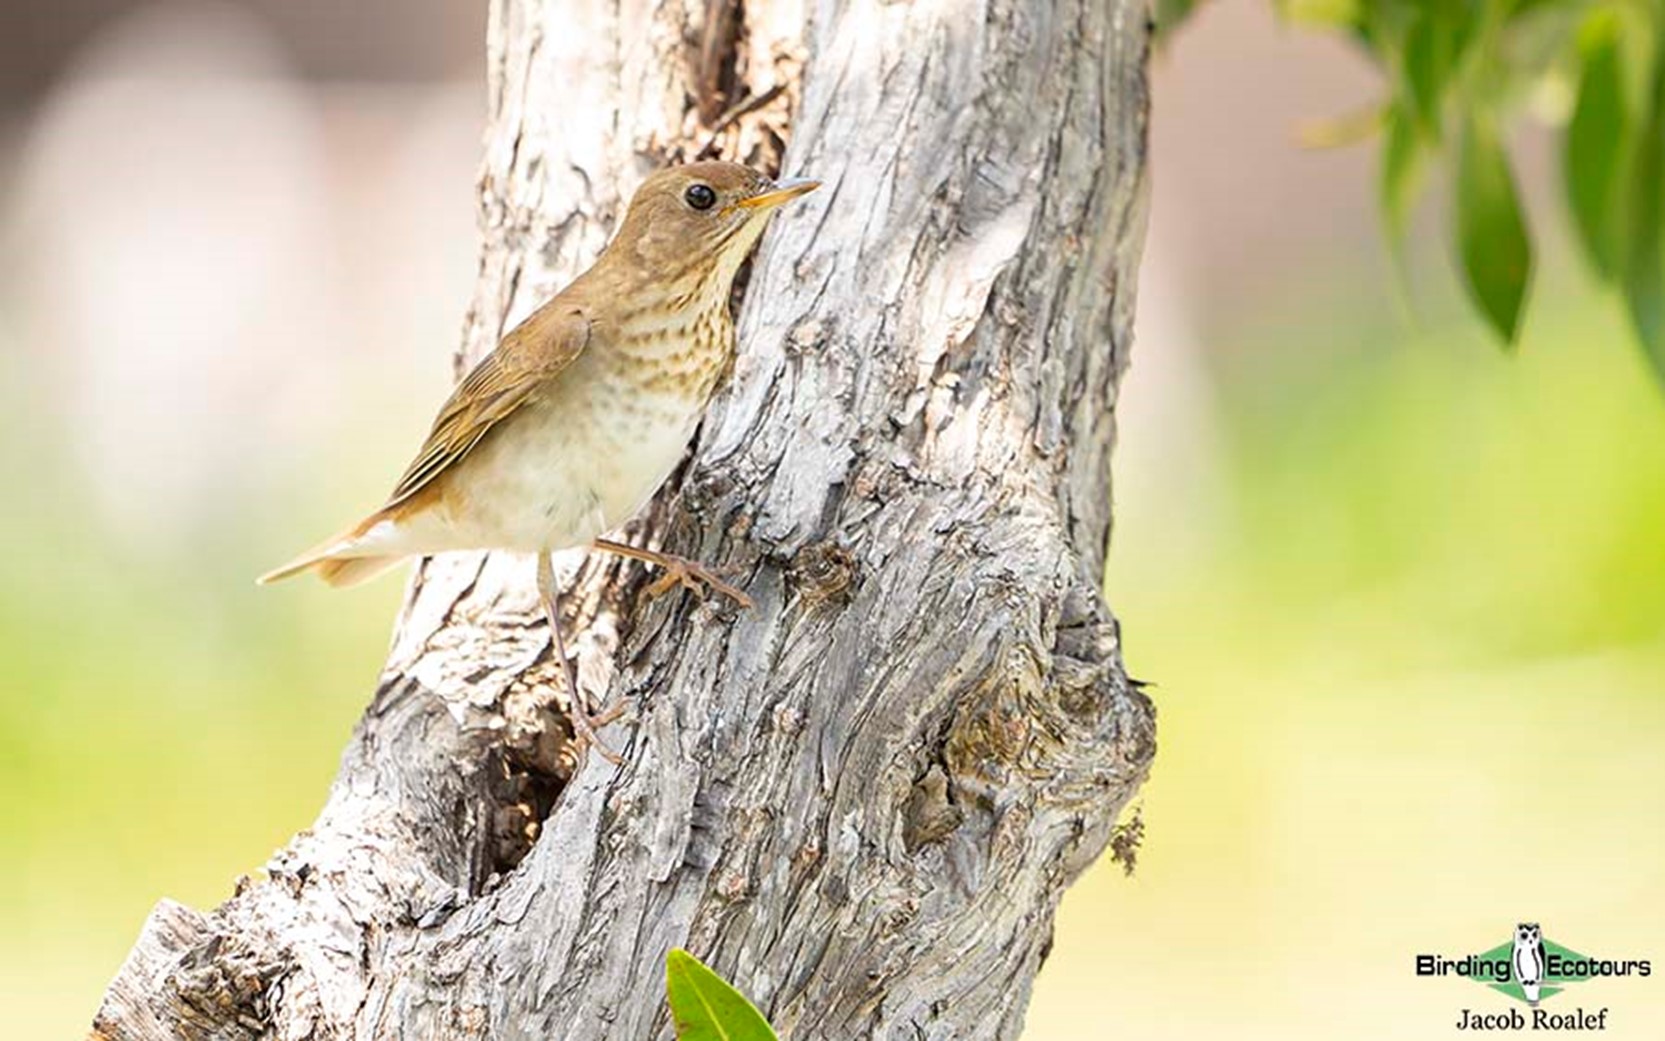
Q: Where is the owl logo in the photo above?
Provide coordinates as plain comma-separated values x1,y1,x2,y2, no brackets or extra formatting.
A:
1512,922,1548,1005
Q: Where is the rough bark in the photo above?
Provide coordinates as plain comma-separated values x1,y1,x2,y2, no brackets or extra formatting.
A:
92,0,1155,1037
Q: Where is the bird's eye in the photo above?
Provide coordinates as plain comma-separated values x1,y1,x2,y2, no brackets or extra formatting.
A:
684,184,718,210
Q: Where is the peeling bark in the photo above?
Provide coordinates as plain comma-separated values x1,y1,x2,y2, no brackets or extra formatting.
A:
93,0,1155,1036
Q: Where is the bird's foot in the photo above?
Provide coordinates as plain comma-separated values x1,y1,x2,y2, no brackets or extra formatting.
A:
591,539,755,608
642,556,754,608
560,696,631,766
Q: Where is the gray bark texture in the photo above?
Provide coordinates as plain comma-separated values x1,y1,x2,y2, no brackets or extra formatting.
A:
92,0,1155,1036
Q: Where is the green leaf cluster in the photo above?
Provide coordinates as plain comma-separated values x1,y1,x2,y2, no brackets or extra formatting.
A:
1161,0,1665,383
665,949,780,1041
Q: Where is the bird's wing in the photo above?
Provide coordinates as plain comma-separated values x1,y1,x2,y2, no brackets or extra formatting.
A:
385,303,591,507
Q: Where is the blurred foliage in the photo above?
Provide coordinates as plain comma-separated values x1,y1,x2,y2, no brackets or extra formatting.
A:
666,949,778,1040
1024,285,1665,1037
0,344,407,1035
1161,0,1665,382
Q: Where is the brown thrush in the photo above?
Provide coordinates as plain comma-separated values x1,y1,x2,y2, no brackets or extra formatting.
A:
259,161,819,759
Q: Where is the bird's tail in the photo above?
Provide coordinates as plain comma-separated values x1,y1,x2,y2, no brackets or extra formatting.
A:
257,518,404,588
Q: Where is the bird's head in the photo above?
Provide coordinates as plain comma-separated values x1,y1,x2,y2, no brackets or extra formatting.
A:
606,161,820,292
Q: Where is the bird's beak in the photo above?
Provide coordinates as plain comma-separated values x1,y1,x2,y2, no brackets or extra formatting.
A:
736,176,821,211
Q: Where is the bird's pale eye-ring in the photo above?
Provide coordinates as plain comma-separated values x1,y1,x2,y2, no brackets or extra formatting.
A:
684,183,718,211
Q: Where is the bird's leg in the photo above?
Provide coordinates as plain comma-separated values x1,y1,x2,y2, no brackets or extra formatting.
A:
590,538,755,608
536,551,623,765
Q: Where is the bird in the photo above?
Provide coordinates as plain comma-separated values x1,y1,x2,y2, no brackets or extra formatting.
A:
1512,922,1547,1005
258,160,820,759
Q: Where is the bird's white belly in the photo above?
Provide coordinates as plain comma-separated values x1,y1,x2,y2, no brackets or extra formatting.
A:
437,390,703,553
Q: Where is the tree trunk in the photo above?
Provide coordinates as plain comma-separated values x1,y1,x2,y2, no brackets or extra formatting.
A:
92,0,1154,1037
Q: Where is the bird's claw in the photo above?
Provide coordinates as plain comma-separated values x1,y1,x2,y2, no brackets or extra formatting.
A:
562,697,632,766
643,558,755,609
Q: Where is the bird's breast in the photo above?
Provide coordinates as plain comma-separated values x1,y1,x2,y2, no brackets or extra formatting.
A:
606,301,735,399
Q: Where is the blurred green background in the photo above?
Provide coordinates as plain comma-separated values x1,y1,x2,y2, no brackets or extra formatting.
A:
2,1,1662,1037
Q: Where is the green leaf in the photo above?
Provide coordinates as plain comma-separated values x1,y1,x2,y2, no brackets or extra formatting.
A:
666,949,779,1041
1154,0,1201,38
1403,12,1457,135
1622,33,1665,381
1565,14,1631,280
1379,104,1424,313
1277,0,1361,28
1380,104,1425,244
1455,112,1535,345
